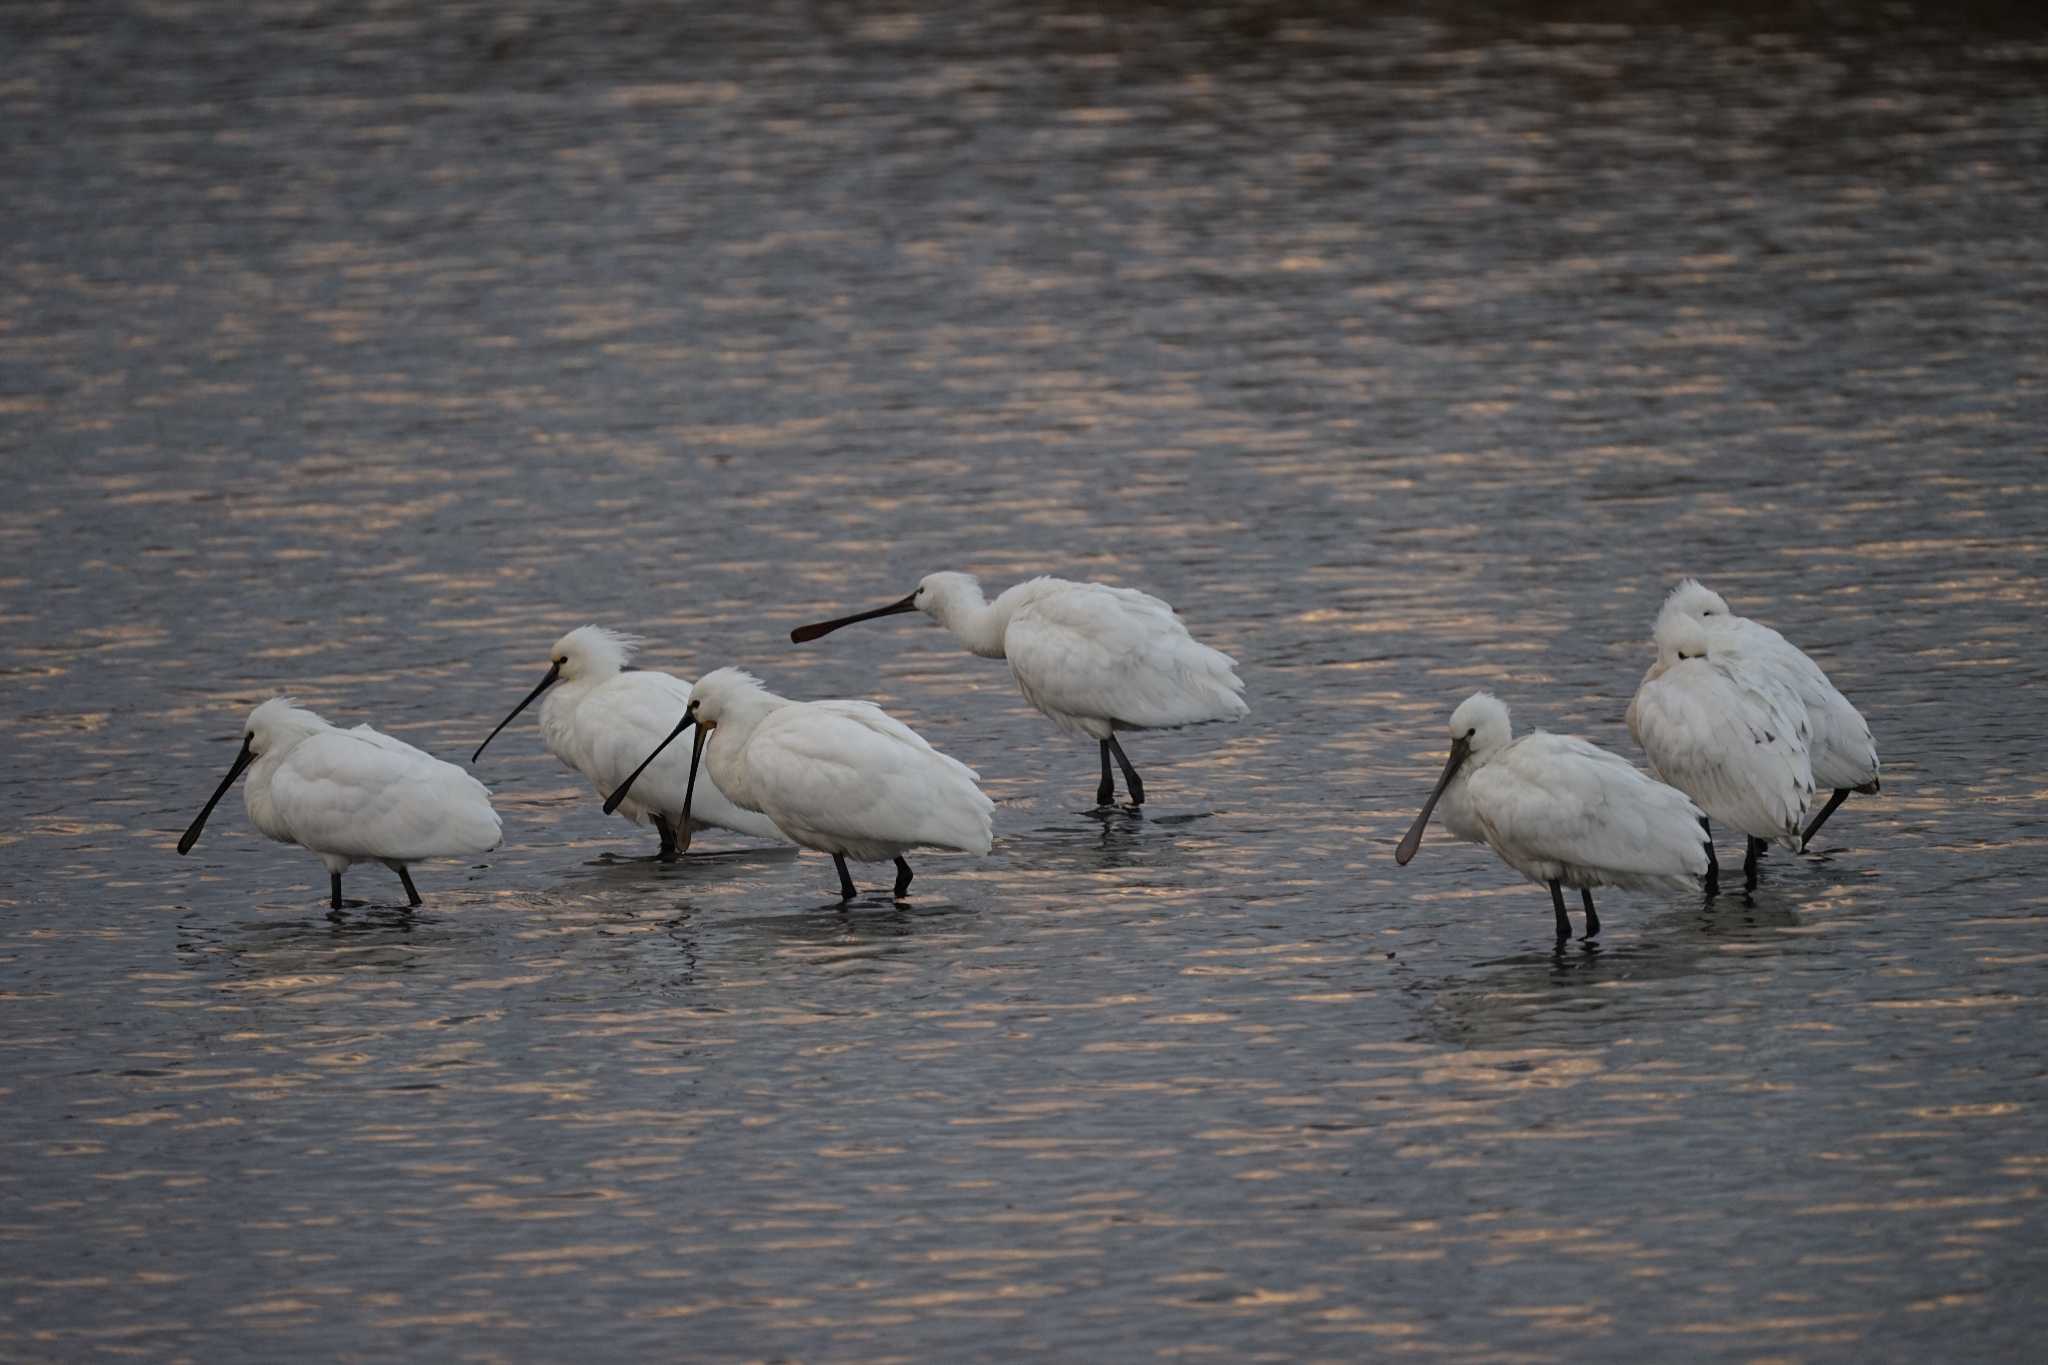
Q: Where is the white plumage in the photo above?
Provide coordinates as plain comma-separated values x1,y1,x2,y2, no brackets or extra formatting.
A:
608,668,992,900
1396,692,1710,938
1645,580,1879,842
178,697,502,909
472,626,783,858
1628,602,1816,891
791,572,1248,807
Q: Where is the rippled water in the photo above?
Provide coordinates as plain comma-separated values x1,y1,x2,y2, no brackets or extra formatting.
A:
4,1,2046,1358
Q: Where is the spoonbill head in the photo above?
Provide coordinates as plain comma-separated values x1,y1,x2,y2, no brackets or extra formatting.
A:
1659,578,1732,627
472,624,637,762
605,667,993,902
472,626,783,859
792,572,1248,809
1396,692,1711,940
180,698,501,911
1393,691,1512,869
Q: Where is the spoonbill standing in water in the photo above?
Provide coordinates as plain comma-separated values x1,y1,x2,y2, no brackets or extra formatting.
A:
1646,579,1879,846
178,698,502,910
604,668,992,900
790,573,1247,808
471,626,782,859
1628,608,1815,894
1395,692,1712,940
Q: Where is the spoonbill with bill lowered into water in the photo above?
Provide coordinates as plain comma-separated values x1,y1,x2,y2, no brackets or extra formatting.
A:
604,668,993,900
1627,605,1814,894
471,626,783,858
179,697,502,910
1395,692,1712,940
790,572,1248,808
1644,579,1879,847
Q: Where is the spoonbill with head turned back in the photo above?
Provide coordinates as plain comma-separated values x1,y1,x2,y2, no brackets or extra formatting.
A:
604,668,992,900
1649,579,1879,846
1627,607,1815,893
179,698,502,910
791,572,1248,808
1395,692,1712,940
471,626,783,859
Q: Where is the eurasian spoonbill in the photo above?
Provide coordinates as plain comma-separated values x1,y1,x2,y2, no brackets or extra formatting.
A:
1648,579,1879,845
791,573,1247,808
1395,692,1711,939
605,668,993,900
471,626,783,858
1627,609,1814,893
179,698,502,909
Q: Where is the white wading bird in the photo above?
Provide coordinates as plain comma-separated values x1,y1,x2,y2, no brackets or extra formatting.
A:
1646,579,1879,846
1627,608,1815,894
603,668,993,900
471,626,783,859
1395,692,1712,940
178,698,502,910
790,573,1247,808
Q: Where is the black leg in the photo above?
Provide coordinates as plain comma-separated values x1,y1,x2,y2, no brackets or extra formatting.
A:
1702,817,1720,898
653,813,680,863
832,853,858,900
1580,888,1601,939
1096,740,1115,807
1801,788,1851,847
330,871,344,910
1743,836,1764,892
893,856,914,898
1549,880,1570,940
1107,734,1144,807
396,866,422,908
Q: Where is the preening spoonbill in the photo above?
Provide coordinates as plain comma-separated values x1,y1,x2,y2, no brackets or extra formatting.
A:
1395,692,1711,940
1627,609,1814,893
604,668,992,900
1649,580,1879,845
791,573,1247,808
471,626,782,858
179,698,502,909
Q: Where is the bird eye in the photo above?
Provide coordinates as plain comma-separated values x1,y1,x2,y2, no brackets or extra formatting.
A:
1464,728,1477,739
554,656,567,665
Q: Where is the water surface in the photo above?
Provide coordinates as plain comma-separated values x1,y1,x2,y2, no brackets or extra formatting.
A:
3,1,2046,1358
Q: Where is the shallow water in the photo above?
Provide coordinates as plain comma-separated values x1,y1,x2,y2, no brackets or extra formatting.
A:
3,1,2046,1358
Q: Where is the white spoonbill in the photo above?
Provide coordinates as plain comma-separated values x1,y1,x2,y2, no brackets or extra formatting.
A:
178,698,502,910
1649,579,1879,846
1395,692,1712,940
1627,610,1815,894
603,668,992,900
471,626,783,858
791,573,1248,807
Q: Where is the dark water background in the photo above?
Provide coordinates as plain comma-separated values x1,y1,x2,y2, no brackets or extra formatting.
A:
4,1,2046,1358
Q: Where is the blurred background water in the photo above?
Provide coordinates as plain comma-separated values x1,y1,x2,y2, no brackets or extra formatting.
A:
2,1,2045,1358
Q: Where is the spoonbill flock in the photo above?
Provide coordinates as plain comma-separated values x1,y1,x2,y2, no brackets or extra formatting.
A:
176,573,1878,938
